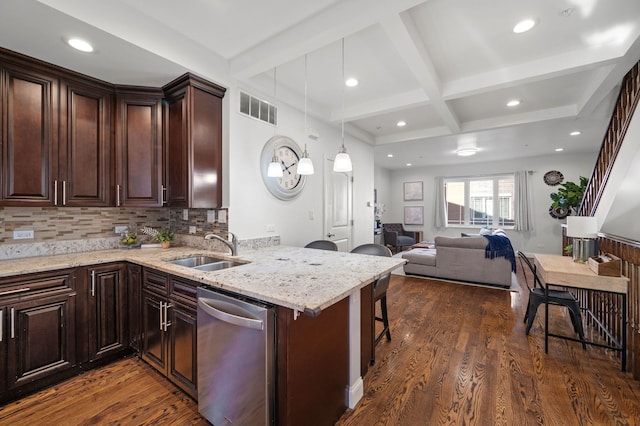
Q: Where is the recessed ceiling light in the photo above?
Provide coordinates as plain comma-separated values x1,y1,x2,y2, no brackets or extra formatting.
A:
68,38,94,52
406,163,412,167
345,78,358,87
456,147,478,157
397,120,406,127
513,19,536,34
387,154,394,158
570,131,581,136
555,148,564,152
507,99,521,107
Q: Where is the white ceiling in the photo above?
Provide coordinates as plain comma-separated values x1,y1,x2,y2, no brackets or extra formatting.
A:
2,0,639,170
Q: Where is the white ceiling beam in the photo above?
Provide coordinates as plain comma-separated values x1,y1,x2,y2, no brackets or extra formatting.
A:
229,0,427,80
461,105,578,133
379,11,461,134
375,126,452,145
329,89,429,122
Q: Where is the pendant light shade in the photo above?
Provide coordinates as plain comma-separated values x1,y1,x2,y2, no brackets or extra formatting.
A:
267,151,283,177
298,144,314,175
334,38,352,172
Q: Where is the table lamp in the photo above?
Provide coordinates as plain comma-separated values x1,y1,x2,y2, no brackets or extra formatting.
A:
566,216,598,263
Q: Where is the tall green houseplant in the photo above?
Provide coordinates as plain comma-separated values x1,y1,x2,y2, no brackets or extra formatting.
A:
550,176,588,214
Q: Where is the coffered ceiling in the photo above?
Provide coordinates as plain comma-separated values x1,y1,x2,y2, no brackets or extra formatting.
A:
2,0,639,169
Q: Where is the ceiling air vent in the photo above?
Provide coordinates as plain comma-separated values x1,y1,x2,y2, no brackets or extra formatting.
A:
240,91,277,125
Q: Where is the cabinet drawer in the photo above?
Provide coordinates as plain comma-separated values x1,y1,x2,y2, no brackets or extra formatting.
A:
0,269,74,299
169,277,197,307
142,269,169,295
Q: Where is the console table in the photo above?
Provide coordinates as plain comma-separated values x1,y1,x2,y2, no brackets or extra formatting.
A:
534,254,629,371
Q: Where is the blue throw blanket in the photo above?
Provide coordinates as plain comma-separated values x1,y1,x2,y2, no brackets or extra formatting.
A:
483,234,516,272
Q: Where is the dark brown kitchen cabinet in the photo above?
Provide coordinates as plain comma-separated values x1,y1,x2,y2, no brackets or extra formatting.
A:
127,264,142,351
0,269,76,401
58,79,113,206
0,63,59,206
163,73,226,208
114,88,164,207
141,268,197,399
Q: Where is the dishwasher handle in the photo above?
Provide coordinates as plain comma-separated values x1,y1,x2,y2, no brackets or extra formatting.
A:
198,297,264,330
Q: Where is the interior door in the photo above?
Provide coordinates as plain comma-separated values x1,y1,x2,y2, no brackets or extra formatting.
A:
324,157,352,251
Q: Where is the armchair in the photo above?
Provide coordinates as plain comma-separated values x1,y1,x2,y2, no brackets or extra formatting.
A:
382,223,417,252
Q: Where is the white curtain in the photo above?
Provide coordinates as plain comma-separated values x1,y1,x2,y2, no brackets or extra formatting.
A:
434,176,446,228
514,170,533,231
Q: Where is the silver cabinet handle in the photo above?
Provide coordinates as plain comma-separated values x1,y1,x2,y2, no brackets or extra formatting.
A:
0,309,3,342
116,184,121,207
90,270,96,297
10,307,15,339
0,287,30,297
159,301,164,331
163,303,173,331
54,180,58,205
62,180,67,206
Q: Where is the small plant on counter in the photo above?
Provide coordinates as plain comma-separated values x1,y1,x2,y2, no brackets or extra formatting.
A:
154,228,174,248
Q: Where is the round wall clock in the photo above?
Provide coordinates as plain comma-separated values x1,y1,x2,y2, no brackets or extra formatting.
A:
260,135,307,201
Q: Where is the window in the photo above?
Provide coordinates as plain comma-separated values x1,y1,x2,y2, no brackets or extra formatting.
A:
444,175,515,228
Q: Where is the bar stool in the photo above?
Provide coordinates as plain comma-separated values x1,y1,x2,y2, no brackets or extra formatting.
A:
304,240,338,251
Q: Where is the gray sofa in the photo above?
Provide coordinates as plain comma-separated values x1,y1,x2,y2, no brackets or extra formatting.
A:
402,236,513,288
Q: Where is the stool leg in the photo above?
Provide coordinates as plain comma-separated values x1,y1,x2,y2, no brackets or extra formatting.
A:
381,296,391,342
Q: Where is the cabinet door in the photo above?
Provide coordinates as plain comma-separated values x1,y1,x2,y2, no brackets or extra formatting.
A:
5,290,76,390
115,90,163,207
0,306,6,393
0,64,58,206
167,302,197,398
59,80,113,206
127,264,142,351
141,290,166,373
87,264,127,361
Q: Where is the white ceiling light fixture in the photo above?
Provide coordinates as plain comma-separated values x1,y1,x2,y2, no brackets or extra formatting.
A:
555,148,564,152
507,99,521,107
267,68,283,178
297,54,314,175
570,131,581,136
345,77,358,87
406,163,412,167
397,120,407,127
334,38,352,173
387,154,394,158
513,19,536,33
68,38,94,52
456,137,478,157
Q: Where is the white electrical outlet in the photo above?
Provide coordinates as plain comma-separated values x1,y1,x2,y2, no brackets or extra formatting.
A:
183,209,189,220
13,230,34,239
266,224,275,232
189,226,196,234
207,210,216,223
218,210,227,223
114,225,128,234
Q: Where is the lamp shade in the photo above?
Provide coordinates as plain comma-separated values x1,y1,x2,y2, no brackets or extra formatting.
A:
298,156,314,175
333,150,352,172
566,216,598,238
267,157,283,177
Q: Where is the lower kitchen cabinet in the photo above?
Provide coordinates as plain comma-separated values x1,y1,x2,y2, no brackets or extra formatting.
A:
141,268,197,399
0,270,76,401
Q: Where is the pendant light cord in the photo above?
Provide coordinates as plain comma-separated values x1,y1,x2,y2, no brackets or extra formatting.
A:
341,38,345,149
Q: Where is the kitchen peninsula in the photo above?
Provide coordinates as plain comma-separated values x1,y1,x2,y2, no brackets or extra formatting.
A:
0,244,405,425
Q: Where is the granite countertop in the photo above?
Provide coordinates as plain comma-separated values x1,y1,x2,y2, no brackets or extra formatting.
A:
0,245,406,315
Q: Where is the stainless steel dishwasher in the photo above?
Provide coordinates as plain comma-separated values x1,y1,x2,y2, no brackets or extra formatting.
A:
197,285,275,425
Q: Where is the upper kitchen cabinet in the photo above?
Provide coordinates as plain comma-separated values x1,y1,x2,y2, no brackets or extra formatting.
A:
0,61,59,206
114,88,164,207
163,73,226,208
59,78,113,206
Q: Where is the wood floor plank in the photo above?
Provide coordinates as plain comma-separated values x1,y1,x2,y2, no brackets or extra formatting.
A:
2,263,640,425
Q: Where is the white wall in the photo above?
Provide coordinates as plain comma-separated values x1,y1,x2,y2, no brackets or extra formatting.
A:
375,152,596,255
227,87,375,249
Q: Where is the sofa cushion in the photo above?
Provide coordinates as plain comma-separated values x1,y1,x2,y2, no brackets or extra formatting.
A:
434,236,487,250
402,248,436,266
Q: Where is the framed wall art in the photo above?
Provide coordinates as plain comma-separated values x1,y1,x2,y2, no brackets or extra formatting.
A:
403,181,423,201
404,206,424,225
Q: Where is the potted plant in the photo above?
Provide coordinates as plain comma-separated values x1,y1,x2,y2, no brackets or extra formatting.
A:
549,176,588,218
155,228,175,249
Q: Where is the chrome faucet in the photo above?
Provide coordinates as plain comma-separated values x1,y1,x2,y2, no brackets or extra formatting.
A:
204,232,237,256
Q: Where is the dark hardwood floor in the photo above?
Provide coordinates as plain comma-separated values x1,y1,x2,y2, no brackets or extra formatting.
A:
2,266,640,425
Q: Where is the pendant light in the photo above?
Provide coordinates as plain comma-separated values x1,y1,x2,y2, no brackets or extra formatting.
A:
267,67,283,178
297,54,314,175
333,38,352,172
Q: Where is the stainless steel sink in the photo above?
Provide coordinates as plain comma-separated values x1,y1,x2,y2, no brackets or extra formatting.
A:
166,256,243,271
193,260,244,272
167,256,223,268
